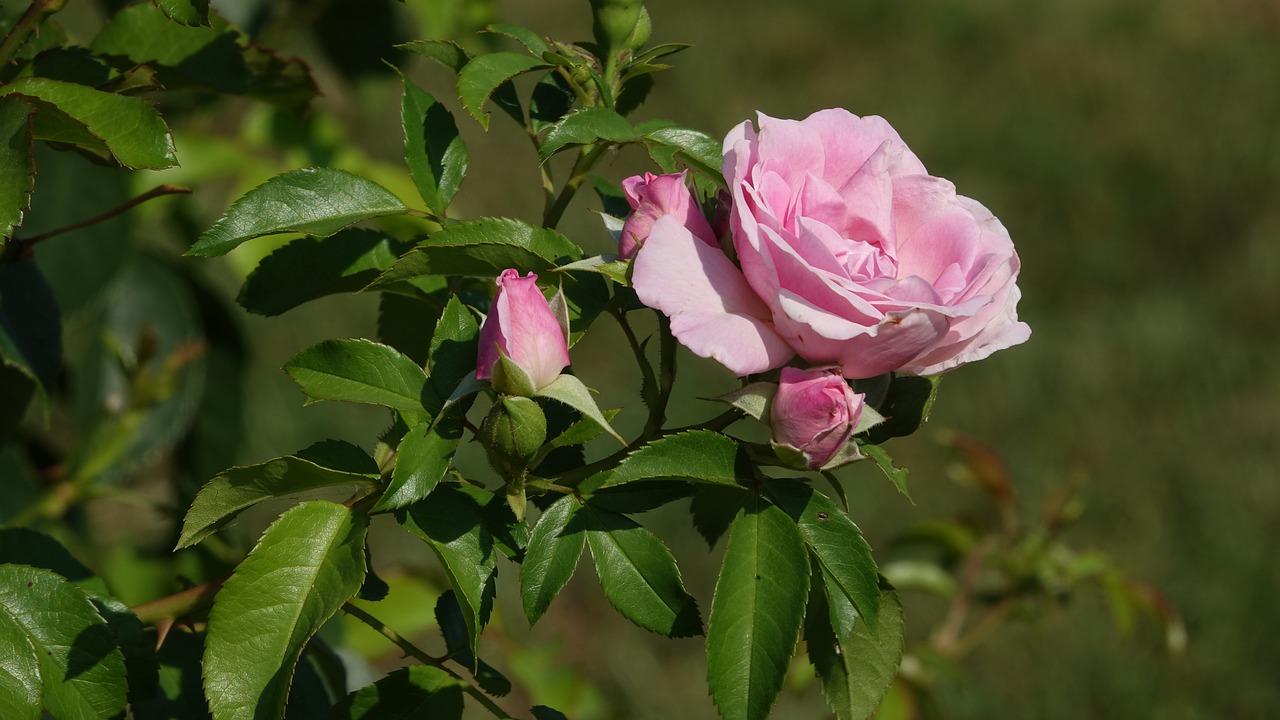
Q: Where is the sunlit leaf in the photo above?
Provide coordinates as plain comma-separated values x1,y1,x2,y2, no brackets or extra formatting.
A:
401,75,467,216
370,217,582,284
457,52,549,128
0,96,35,239
520,495,585,624
284,338,429,415
539,107,638,162
600,430,749,488
806,580,904,720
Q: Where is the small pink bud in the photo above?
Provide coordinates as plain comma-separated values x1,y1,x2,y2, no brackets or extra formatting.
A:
770,367,865,469
618,172,716,260
476,269,571,394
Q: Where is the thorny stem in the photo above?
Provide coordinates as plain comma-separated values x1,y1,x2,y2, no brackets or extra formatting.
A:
341,602,519,719
931,536,997,657
2,185,192,263
131,573,229,626
0,0,67,68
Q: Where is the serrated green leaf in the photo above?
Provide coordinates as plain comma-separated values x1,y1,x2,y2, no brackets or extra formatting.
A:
132,628,210,720
864,374,941,444
535,374,624,444
90,595,159,705
326,665,464,719
582,502,701,637
546,407,621,450
190,168,407,257
644,126,725,185
689,485,749,549
425,295,480,414
602,430,748,488
399,486,497,658
520,495,585,624
860,443,913,502
398,39,470,73
377,290,447,366
529,73,574,134
154,0,209,25
204,501,368,720
0,528,100,590
457,52,549,128
238,230,405,316
0,606,41,720
539,107,637,162
370,217,582,285
0,253,62,395
707,497,809,720
284,338,429,414
433,591,510,696
401,76,467,215
485,23,549,55
179,439,380,548
0,77,176,169
806,580,904,720
0,96,35,239
374,419,460,512
0,565,128,720
765,480,880,629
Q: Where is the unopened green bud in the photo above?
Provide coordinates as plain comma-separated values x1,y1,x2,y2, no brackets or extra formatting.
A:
479,396,547,477
590,0,645,57
625,7,651,53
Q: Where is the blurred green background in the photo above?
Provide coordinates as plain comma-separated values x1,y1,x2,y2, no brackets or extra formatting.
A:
12,0,1280,717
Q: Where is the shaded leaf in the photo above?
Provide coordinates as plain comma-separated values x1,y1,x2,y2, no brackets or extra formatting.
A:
284,338,429,415
529,73,574,134
398,39,470,73
190,168,406,257
458,52,550,128
204,501,368,720
520,495,585,624
689,485,749,549
864,374,941,445
90,595,159,705
238,230,405,316
401,75,467,215
425,295,480,414
0,77,176,169
433,591,511,696
179,439,380,548
132,627,210,720
326,665,464,719
377,290,446,367
539,107,637,162
0,262,61,392
644,126,725,185
707,497,809,720
370,217,582,285
583,502,701,637
860,443,912,502
765,480,880,629
0,565,128,720
154,0,210,26
0,96,35,239
806,580,904,720
535,374,623,444
373,419,460,512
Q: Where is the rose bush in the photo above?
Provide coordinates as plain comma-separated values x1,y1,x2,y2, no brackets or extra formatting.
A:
476,269,570,394
770,367,867,468
631,109,1030,378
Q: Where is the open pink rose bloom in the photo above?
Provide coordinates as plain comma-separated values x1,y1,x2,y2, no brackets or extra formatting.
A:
631,109,1030,378
476,269,571,393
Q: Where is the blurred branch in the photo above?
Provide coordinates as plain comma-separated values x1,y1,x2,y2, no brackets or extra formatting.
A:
2,185,191,263
0,0,67,68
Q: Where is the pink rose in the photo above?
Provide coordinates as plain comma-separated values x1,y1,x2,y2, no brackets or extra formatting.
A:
771,367,865,469
632,109,1030,378
476,269,570,393
618,171,716,260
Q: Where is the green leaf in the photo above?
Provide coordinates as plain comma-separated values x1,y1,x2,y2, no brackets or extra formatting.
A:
864,374,941,444
765,481,880,629
370,217,582,285
0,565,128,720
644,126,725,185
0,606,41,720
377,290,446,366
132,628,209,720
457,52,550,128
327,665,463,719
539,107,638,162
204,501,368,720
179,439,380,549
602,430,748,488
806,580,904,720
373,419,460,512
284,338,429,415
425,295,480,414
545,407,620,450
529,73,575,134
713,382,776,422
860,443,913,502
535,374,624,444
0,528,100,590
582,502,701,637
399,485,497,658
433,591,511,696
190,168,407,257
401,76,467,216
0,77,176,170
689,485,749,549
154,0,209,25
706,497,810,720
520,495,585,624
0,262,61,396
0,364,35,445
0,97,35,239
90,595,159,705
398,39,470,73
484,23,549,55
238,230,406,316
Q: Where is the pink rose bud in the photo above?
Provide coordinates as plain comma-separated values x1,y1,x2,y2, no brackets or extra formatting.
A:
476,269,571,394
618,171,717,260
770,367,865,469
